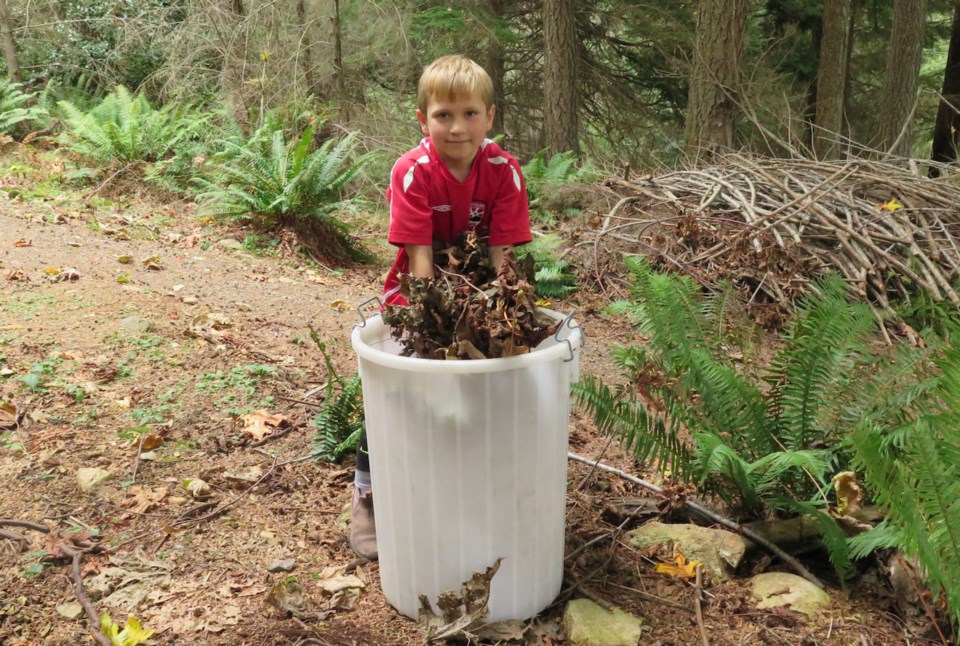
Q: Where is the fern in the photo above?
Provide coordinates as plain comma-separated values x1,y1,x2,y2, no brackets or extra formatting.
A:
514,234,578,297
0,81,48,137
58,85,207,163
195,123,374,225
521,149,595,224
309,336,364,463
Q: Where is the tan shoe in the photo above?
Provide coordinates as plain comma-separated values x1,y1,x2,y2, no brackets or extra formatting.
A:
349,487,378,560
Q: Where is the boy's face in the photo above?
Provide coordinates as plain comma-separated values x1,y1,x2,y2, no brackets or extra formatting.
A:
417,91,495,173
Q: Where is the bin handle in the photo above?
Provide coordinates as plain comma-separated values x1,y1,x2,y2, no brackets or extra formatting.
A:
554,309,585,363
354,295,384,329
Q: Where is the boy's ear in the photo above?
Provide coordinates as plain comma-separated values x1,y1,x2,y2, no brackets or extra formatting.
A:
485,105,496,132
416,109,429,135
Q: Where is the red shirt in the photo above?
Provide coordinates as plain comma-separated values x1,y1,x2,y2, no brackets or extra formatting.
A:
383,137,531,304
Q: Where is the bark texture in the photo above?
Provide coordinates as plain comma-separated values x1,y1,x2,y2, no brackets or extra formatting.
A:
543,0,579,156
0,0,21,83
931,0,960,172
683,0,748,159
815,0,853,159
878,0,928,157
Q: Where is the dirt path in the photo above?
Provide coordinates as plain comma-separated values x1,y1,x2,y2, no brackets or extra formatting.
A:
0,150,924,645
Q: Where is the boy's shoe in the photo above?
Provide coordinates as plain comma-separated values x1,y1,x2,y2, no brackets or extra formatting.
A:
349,487,378,560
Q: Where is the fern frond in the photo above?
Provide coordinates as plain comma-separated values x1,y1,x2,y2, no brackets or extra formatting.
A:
773,498,853,581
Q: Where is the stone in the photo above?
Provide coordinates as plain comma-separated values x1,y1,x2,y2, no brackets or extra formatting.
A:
77,468,112,492
750,572,830,616
563,599,643,646
267,558,297,573
625,521,747,582
181,295,199,305
217,238,244,251
55,602,84,620
118,316,152,335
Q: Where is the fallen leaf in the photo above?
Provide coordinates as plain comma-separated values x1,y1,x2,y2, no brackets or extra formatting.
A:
238,410,290,442
878,199,903,212
13,239,32,247
832,471,863,516
124,486,168,514
183,478,211,500
49,267,80,282
654,546,702,579
418,559,501,643
330,300,351,312
0,401,19,429
44,266,61,275
117,255,134,264
142,255,163,271
4,269,29,281
317,565,365,595
100,613,154,646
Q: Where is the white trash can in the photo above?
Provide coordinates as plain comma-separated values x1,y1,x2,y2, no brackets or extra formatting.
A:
351,309,582,622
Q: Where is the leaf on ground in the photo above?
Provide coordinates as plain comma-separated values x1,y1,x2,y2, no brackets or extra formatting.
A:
117,255,133,264
141,433,164,451
832,471,862,516
77,467,112,492
877,198,903,212
655,546,702,579
182,478,212,499
4,269,29,281
100,613,154,646
13,239,32,247
44,266,60,275
141,255,163,270
239,410,290,441
265,579,307,618
317,565,365,595
187,312,233,337
0,401,19,429
123,486,168,514
418,558,502,643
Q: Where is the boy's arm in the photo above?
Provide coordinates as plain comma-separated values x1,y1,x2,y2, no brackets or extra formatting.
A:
405,244,434,278
488,154,532,249
489,244,513,270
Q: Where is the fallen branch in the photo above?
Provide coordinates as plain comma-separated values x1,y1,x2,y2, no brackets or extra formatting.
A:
567,452,826,589
695,565,710,646
60,543,112,646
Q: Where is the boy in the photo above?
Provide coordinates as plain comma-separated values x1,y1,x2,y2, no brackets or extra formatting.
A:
350,54,532,559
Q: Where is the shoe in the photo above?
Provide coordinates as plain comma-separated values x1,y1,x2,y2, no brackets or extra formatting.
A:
349,487,378,560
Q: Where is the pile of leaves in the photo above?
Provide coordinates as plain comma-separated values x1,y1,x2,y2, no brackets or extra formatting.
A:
382,231,561,360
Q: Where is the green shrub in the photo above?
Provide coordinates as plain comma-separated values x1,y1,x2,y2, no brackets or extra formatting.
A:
575,257,960,587
522,149,596,224
195,122,375,262
0,81,48,138
514,234,578,298
58,85,207,164
310,337,363,463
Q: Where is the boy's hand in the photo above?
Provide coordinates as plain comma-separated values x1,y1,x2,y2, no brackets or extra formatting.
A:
489,244,513,271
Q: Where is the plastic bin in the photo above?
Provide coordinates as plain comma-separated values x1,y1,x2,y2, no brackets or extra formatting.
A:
351,309,582,622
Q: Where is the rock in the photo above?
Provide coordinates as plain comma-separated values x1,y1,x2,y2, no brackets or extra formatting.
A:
55,602,84,620
750,572,830,616
267,558,297,573
563,599,643,646
181,295,199,305
77,468,112,492
217,238,244,251
118,316,153,335
625,521,747,582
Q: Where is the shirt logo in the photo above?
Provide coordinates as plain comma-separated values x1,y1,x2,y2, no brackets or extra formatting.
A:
469,201,486,227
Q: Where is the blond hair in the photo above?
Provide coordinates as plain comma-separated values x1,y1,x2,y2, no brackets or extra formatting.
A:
417,55,494,112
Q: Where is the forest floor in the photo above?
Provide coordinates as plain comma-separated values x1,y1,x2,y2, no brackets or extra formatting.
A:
0,146,942,645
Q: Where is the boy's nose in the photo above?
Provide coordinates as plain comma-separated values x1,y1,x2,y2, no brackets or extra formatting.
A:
450,118,466,134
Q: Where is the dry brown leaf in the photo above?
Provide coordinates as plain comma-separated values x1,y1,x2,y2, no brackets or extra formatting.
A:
124,486,168,514
0,401,19,429
13,238,32,247
239,410,291,441
4,269,29,281
141,433,164,450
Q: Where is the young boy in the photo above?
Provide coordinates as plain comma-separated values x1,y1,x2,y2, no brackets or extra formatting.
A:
350,54,532,559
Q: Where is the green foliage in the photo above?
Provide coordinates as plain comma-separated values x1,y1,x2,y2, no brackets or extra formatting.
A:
514,234,578,298
844,341,960,625
0,82,48,137
309,334,363,463
522,150,596,224
58,86,208,164
194,122,373,225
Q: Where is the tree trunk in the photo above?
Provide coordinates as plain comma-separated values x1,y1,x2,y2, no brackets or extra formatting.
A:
298,0,316,101
332,0,349,122
878,0,928,157
930,0,960,174
815,0,853,159
0,0,21,83
543,0,579,156
486,0,506,136
683,0,748,159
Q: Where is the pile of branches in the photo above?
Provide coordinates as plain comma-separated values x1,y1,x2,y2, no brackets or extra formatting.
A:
595,154,960,326
382,231,560,360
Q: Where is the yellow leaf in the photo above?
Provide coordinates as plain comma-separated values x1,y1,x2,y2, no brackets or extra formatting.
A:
654,546,702,579
330,299,351,312
117,255,133,264
44,267,60,275
535,299,552,307
832,471,863,516
239,409,291,441
878,199,903,212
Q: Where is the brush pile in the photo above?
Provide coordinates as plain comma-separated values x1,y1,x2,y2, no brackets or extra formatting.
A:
382,231,560,360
